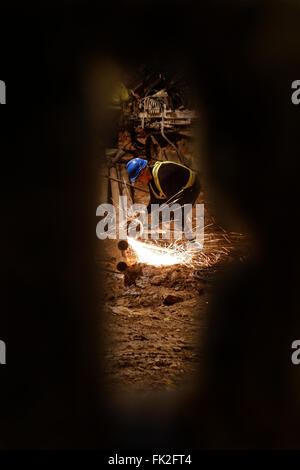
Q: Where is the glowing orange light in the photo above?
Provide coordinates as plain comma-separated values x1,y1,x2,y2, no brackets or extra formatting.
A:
126,228,247,269
127,237,195,266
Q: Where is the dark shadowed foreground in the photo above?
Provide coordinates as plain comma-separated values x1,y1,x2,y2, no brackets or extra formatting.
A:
1,1,300,449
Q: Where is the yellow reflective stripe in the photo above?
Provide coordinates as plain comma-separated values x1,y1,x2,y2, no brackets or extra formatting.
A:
161,161,196,190
149,182,165,199
152,162,167,198
151,161,196,199
182,168,196,190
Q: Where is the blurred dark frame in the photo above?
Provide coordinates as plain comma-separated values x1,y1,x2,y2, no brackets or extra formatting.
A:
1,0,300,449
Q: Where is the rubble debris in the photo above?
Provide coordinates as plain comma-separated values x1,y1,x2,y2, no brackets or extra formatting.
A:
132,334,148,341
124,263,143,286
150,274,169,286
163,294,184,306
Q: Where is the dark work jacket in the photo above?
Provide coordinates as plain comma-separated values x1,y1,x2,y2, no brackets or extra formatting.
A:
146,161,200,213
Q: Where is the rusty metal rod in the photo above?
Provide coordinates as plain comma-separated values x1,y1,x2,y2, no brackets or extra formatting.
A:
118,240,129,251
116,240,128,272
116,260,128,272
104,175,149,193
120,163,134,205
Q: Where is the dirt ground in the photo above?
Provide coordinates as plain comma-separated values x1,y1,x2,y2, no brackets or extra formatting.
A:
101,250,210,392
96,164,249,392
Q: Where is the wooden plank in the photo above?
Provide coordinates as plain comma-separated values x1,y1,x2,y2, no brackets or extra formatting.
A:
119,164,134,207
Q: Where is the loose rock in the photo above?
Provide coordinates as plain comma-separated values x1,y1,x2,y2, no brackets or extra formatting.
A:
163,294,183,305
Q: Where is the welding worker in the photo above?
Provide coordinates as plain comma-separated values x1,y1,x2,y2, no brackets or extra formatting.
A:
126,157,202,249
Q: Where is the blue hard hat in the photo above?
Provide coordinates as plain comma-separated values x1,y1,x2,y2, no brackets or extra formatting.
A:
126,158,148,183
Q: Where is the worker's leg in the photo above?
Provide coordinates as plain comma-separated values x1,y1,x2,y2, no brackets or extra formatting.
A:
189,175,201,205
167,199,194,240
176,177,201,239
182,204,195,240
179,178,203,248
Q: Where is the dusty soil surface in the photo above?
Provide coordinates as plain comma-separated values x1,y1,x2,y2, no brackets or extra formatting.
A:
100,252,211,392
